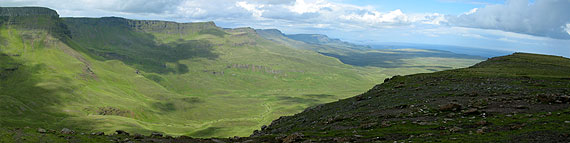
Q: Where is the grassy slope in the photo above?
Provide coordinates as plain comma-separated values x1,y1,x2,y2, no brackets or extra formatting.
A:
0,14,385,138
1,53,566,143
0,7,485,139
254,53,570,142
60,17,391,137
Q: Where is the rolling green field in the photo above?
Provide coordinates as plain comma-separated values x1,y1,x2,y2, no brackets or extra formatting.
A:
0,7,484,138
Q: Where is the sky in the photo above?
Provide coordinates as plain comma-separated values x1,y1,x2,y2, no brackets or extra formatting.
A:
2,0,569,57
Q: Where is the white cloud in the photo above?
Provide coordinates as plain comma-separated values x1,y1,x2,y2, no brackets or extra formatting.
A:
340,9,408,25
464,8,477,15
417,13,447,25
564,23,570,35
236,1,265,17
450,0,570,39
287,0,331,14
460,33,485,39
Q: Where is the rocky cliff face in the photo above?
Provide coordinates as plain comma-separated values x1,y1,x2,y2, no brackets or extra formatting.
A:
255,29,285,37
0,7,59,17
0,7,69,39
63,17,221,35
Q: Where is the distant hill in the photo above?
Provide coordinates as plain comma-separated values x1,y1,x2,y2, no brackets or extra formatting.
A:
258,29,485,71
285,34,371,50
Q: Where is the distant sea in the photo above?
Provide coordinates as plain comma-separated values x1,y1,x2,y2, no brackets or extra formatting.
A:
371,43,513,58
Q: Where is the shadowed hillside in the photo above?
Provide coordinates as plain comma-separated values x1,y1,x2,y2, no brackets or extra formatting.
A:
63,17,218,74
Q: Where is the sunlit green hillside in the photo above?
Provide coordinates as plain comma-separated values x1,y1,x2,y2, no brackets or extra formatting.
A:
0,7,484,138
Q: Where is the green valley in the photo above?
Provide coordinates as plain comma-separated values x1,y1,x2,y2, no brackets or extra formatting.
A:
0,6,484,138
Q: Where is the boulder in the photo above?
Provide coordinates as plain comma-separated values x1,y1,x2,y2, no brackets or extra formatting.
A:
282,132,304,143
91,132,105,136
151,132,163,138
475,120,488,126
462,108,479,115
439,102,462,111
60,128,75,134
448,126,462,132
37,128,47,134
515,105,527,109
133,133,144,139
116,130,129,136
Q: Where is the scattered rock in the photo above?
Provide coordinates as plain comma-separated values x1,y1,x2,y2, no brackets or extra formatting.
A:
439,102,462,111
394,83,405,89
515,105,527,109
61,128,75,134
384,78,391,83
282,132,304,143
395,104,409,109
476,121,488,126
381,121,391,127
462,108,479,115
151,132,163,138
419,133,434,137
417,121,433,126
116,130,129,136
91,132,104,136
510,123,526,130
449,126,462,132
565,121,570,124
37,128,47,134
178,136,193,139
211,139,225,143
261,125,267,130
333,137,350,142
133,133,144,139
359,122,378,129
476,127,487,134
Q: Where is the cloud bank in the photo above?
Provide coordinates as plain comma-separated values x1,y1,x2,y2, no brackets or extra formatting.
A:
449,0,570,39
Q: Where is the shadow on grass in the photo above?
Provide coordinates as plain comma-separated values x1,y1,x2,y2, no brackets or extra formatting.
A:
153,97,203,113
62,17,219,74
189,127,223,137
0,52,95,131
303,94,335,98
